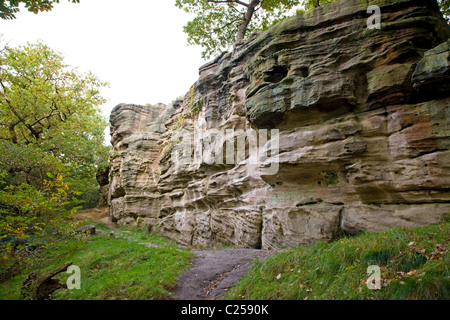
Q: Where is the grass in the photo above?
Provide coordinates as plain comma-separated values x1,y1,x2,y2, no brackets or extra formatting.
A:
225,223,450,300
2,220,448,300
0,222,194,300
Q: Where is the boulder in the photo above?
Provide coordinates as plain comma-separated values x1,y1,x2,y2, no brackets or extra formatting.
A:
75,225,96,235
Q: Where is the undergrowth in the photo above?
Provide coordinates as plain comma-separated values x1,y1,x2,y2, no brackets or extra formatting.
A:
0,222,193,300
225,223,449,300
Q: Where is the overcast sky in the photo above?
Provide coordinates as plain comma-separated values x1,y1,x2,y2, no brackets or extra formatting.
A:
0,0,206,125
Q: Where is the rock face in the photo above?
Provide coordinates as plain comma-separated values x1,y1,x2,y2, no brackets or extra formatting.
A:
96,167,110,208
109,0,450,250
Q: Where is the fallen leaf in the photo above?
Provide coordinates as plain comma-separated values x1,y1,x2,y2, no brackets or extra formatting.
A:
406,270,418,277
345,265,355,271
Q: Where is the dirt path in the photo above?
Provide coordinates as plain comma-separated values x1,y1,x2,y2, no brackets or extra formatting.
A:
173,249,271,300
72,207,116,229
72,209,272,300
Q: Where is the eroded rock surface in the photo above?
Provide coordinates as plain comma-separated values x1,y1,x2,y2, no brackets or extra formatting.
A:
109,0,450,250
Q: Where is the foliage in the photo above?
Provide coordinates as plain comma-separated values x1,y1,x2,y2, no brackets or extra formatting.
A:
0,172,83,281
176,0,302,59
0,0,79,20
0,173,82,240
186,85,203,117
302,0,450,22
0,42,107,155
0,41,109,194
0,41,109,277
438,0,450,21
302,0,337,11
0,223,194,300
177,0,450,59
226,223,450,300
174,115,185,130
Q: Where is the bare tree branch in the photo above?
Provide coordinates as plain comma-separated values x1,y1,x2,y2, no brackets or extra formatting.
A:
207,0,250,7
0,78,42,140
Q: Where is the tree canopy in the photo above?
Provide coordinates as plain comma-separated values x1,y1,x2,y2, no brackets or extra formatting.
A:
438,0,450,21
0,42,108,174
176,0,302,59
0,42,109,260
177,0,450,59
0,0,79,20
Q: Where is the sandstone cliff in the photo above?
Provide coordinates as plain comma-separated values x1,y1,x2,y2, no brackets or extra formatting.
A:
109,0,450,250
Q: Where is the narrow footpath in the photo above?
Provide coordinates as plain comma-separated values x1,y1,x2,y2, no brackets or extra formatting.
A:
73,208,272,300
173,249,271,300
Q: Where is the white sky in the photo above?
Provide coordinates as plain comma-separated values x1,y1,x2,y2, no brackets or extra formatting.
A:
0,0,206,135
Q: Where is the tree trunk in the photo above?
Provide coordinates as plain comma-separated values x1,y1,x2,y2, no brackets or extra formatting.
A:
21,263,72,300
235,0,260,45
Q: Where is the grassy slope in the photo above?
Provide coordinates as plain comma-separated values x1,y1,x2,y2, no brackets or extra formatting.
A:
225,223,449,300
2,221,448,300
0,222,194,300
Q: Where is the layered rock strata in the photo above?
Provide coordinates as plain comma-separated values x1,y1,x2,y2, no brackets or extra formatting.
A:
109,0,450,250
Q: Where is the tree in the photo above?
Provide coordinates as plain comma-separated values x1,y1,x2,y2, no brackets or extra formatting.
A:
178,0,450,59
176,0,301,59
0,0,79,20
0,42,108,183
438,0,449,21
0,41,109,266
